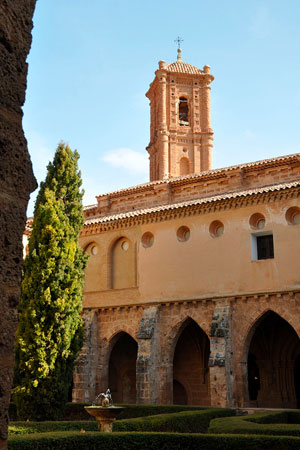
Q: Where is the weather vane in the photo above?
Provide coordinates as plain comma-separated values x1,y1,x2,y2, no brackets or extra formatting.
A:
174,36,183,50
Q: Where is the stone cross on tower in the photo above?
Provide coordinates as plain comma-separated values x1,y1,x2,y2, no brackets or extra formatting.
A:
174,36,183,61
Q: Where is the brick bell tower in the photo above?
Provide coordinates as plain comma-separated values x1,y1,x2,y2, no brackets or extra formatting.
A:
146,48,214,181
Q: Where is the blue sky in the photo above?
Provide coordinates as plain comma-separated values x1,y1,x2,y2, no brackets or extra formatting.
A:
24,0,300,215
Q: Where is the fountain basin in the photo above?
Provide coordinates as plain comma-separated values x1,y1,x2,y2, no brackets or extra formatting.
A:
84,406,124,432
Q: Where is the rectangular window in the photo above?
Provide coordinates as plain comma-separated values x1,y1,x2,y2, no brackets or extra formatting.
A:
256,234,274,260
250,232,274,261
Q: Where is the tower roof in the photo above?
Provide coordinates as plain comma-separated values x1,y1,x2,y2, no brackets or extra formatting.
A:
166,60,204,75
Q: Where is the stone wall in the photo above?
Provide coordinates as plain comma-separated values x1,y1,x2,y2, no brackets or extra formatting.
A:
0,1,36,448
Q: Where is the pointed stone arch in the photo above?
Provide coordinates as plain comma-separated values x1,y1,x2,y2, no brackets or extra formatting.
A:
107,331,138,404
171,317,210,405
243,310,300,408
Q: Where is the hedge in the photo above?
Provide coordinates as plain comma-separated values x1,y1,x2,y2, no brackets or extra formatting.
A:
9,402,211,421
113,408,234,433
113,404,210,420
209,411,300,436
9,408,233,435
8,431,300,450
9,421,98,435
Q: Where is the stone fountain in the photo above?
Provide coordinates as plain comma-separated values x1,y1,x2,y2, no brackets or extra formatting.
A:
84,389,124,432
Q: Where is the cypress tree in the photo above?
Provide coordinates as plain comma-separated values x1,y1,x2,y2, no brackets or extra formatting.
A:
14,142,88,420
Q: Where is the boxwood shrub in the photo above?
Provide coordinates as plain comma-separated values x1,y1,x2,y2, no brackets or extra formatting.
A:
209,411,300,436
8,431,300,450
9,421,98,435
113,408,234,433
9,402,213,421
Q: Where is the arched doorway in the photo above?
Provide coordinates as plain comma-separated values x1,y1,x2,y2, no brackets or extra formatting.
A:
108,332,137,404
246,311,300,408
173,319,210,405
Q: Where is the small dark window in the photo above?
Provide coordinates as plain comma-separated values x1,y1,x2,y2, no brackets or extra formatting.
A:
257,234,274,260
179,97,189,126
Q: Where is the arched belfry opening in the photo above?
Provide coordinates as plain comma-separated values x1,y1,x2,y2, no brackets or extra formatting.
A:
108,332,137,404
246,311,300,408
178,97,189,126
173,318,210,405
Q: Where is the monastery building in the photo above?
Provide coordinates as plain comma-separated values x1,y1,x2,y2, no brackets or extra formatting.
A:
72,49,300,409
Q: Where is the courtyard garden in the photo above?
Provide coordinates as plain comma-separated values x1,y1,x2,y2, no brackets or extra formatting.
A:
7,403,300,449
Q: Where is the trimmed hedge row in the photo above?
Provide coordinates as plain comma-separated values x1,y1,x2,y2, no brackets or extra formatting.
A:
9,408,233,435
209,411,300,436
9,402,211,421
9,421,98,435
113,408,234,433
8,431,300,450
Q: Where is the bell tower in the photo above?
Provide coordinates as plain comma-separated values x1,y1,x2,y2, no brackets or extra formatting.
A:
146,49,214,181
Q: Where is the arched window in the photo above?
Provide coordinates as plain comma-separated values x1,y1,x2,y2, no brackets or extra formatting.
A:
111,237,135,289
83,241,101,292
180,157,190,176
179,97,189,126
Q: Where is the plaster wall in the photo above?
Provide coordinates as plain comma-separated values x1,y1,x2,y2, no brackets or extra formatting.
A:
81,197,300,309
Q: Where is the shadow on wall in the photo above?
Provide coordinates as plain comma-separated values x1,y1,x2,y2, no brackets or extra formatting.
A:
173,318,210,406
246,311,300,409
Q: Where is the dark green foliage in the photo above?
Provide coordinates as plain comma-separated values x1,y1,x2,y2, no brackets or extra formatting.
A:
113,408,234,433
114,404,210,420
8,431,300,450
9,402,209,422
8,408,232,435
14,143,88,421
209,411,300,436
9,421,97,435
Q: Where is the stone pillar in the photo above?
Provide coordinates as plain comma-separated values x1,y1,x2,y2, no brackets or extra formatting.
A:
0,2,37,448
209,304,235,407
200,67,214,171
136,306,160,404
201,133,213,171
157,65,169,179
73,310,99,403
159,68,167,130
158,131,169,179
159,361,173,404
193,142,201,173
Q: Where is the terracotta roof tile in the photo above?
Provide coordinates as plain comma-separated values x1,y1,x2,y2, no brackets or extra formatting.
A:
85,180,300,227
166,61,203,75
96,153,300,198
83,204,97,211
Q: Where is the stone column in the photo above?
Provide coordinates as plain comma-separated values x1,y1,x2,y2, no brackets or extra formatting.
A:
73,310,99,403
200,67,214,171
136,307,160,404
209,304,235,407
158,131,169,179
159,361,173,404
193,142,201,173
201,133,213,171
158,65,169,179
